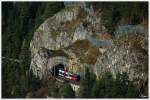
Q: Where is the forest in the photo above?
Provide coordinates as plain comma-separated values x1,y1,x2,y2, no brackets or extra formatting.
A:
2,2,64,98
2,2,148,98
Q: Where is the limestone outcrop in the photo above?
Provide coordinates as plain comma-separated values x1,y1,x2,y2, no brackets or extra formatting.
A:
94,32,148,87
30,4,111,79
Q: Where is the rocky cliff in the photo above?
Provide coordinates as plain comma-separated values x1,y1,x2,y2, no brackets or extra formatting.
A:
94,32,148,83
30,4,112,78
29,3,148,94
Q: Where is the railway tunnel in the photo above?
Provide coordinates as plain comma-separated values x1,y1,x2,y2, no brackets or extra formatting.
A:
51,64,64,76
47,56,68,76
31,55,81,92
47,56,80,82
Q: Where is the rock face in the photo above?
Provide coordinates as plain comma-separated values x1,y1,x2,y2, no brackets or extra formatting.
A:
30,48,68,79
94,33,148,84
30,3,148,93
30,48,49,79
29,4,111,56
30,4,111,79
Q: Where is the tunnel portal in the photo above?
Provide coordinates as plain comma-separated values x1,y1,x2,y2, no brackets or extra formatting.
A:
51,64,64,76
47,56,68,77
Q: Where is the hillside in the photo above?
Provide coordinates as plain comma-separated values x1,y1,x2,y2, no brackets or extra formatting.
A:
2,2,148,98
30,2,148,97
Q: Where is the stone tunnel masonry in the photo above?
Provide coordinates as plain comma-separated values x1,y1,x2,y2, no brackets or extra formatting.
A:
47,56,68,76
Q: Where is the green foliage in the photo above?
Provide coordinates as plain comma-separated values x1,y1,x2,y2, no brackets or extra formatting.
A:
91,71,115,98
2,2,64,98
43,2,64,19
90,2,148,34
59,83,75,98
28,71,42,91
2,2,144,98
35,2,64,29
78,68,96,98
115,72,129,97
13,84,26,98
114,72,138,98
47,79,60,98
79,69,139,98
126,82,138,97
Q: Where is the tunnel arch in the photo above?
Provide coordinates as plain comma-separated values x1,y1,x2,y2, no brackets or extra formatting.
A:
47,56,68,76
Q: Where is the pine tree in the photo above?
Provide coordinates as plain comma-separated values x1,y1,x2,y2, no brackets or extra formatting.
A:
59,83,75,98
78,68,96,98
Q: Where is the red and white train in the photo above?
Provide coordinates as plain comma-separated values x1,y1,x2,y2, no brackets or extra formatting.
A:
58,69,80,82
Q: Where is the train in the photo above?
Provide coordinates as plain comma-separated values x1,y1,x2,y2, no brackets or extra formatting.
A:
58,69,80,82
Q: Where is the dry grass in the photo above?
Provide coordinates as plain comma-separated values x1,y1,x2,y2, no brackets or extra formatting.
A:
39,47,68,58
69,40,100,65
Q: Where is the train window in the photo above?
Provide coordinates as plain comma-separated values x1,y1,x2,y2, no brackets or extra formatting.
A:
69,73,72,77
64,73,67,76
